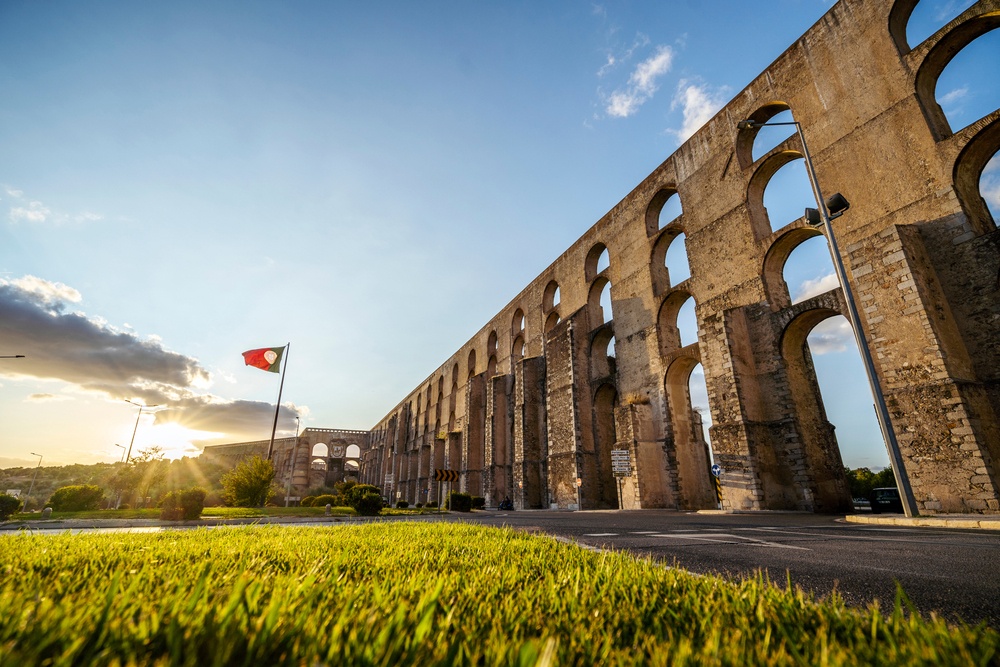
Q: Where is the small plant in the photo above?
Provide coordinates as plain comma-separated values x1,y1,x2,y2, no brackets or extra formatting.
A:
300,495,317,507
396,500,409,509
0,493,22,521
622,392,650,405
447,492,473,512
47,485,105,512
344,484,382,516
471,496,486,510
415,502,423,508
425,500,438,509
220,455,275,507
159,488,207,521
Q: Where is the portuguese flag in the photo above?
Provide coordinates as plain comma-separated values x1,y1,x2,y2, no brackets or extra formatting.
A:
242,346,285,373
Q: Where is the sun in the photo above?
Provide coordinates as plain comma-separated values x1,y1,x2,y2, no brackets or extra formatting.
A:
134,423,223,460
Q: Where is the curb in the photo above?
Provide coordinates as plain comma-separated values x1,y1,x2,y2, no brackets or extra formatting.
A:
844,514,1000,531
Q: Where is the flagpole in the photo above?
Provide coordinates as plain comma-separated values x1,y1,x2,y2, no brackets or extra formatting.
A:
266,342,289,461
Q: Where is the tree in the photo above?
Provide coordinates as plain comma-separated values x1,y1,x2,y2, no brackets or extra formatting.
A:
0,493,22,521
845,466,896,499
220,455,276,507
47,485,105,512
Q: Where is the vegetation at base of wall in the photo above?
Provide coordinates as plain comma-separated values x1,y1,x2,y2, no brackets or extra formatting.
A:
0,523,994,666
0,493,22,520
158,488,207,521
425,500,438,509
220,455,276,507
447,491,472,512
46,484,105,512
300,495,317,507
471,496,485,510
9,506,359,522
396,500,409,509
310,494,338,507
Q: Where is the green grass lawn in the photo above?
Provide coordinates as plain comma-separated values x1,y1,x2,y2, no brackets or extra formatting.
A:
0,523,995,666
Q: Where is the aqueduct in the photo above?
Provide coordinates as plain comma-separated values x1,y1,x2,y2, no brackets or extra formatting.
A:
356,0,1000,514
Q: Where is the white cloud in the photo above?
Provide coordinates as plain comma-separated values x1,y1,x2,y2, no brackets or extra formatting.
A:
10,201,51,224
808,317,854,355
669,79,728,143
939,86,968,106
26,393,71,403
8,275,82,306
935,0,976,22
793,272,840,302
605,45,673,118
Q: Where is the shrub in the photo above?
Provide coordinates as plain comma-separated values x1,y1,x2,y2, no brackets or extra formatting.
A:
300,495,317,507
425,500,438,509
0,493,22,521
47,485,105,512
471,496,486,510
415,502,423,509
354,491,383,516
396,500,409,509
159,488,207,521
447,492,473,513
220,455,275,507
312,494,338,507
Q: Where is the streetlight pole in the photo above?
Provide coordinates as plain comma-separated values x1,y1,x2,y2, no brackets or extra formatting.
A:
0,355,26,358
124,400,160,464
114,444,126,463
738,118,918,518
25,452,43,511
286,416,300,507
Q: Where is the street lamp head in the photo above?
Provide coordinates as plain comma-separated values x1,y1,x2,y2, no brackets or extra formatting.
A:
805,192,851,226
737,119,759,130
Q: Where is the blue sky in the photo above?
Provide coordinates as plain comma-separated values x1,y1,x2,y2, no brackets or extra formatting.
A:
0,1,996,469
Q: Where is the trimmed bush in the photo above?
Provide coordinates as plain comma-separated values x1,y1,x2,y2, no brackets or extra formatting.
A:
447,492,473,513
0,493,22,521
354,491,383,516
300,495,317,507
159,488,207,521
312,494,338,508
47,485,104,512
471,496,486,510
425,500,438,509
415,503,423,509
396,500,409,509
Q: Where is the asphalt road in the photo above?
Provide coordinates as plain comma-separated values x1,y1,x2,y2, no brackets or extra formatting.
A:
441,509,1000,627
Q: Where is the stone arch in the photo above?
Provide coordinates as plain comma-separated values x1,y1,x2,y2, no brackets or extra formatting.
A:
487,354,497,378
747,149,808,238
592,383,620,509
888,0,919,54
590,326,616,380
644,187,682,236
736,101,792,168
311,442,329,458
588,277,612,327
955,116,1000,233
779,307,854,513
487,330,498,356
543,280,560,311
346,444,361,459
664,355,716,510
585,242,610,282
467,348,477,378
761,225,826,310
511,334,525,362
657,290,695,357
650,224,688,295
511,307,525,338
544,310,561,334
914,12,1000,140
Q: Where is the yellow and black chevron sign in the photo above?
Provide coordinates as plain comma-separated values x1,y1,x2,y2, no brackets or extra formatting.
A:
434,469,459,482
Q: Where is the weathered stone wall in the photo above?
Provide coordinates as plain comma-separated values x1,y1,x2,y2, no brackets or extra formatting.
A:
360,0,1000,514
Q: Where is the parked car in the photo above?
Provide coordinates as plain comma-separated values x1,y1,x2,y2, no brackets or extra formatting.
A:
868,487,903,514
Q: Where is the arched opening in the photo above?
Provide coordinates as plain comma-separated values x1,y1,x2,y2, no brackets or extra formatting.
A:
935,28,1000,133
664,232,691,287
784,235,837,305
487,354,497,377
904,0,977,50
954,118,1000,232
511,334,525,362
735,101,792,168
586,243,610,281
544,311,561,334
983,151,1000,222
311,458,328,471
590,328,616,380
311,443,329,458
762,158,814,234
688,363,713,458
665,356,716,510
751,108,795,162
780,309,857,512
588,277,613,327
593,384,620,509
677,296,698,347
487,330,498,356
544,280,561,311
512,308,525,337
914,13,1000,139
760,226,826,310
657,290,694,356
345,444,361,459
467,349,477,378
